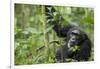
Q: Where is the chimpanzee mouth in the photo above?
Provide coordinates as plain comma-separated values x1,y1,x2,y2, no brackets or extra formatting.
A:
68,41,78,48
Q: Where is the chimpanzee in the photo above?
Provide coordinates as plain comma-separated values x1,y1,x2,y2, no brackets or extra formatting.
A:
55,26,91,62
45,5,91,62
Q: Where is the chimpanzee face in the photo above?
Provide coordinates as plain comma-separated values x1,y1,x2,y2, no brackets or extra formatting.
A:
67,29,82,48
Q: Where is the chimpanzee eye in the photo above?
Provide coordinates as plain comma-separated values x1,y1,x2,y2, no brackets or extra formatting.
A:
72,32,79,36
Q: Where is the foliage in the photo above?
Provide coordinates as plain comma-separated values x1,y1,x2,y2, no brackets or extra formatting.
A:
14,4,94,65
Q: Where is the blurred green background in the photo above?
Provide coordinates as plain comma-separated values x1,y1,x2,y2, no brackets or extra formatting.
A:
14,4,94,65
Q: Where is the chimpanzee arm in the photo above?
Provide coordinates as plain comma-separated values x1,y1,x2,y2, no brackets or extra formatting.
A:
45,6,73,37
56,44,74,62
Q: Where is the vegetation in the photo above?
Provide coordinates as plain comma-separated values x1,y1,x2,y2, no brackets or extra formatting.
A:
14,4,94,65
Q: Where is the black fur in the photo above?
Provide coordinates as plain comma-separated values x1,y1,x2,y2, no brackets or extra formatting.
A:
45,6,91,62
55,26,91,62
